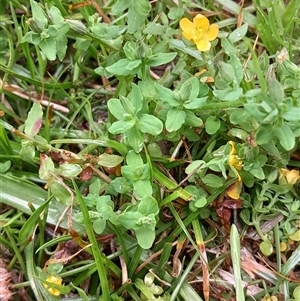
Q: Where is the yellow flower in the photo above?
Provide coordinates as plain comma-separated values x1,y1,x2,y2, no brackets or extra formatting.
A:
43,275,63,296
180,14,219,51
229,141,243,173
227,141,243,199
279,168,300,185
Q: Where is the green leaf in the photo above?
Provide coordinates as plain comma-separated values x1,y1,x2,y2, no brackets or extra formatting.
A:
55,36,68,61
48,6,64,23
168,7,185,19
147,52,177,67
205,116,221,135
108,98,127,119
30,0,48,28
274,123,295,151
228,23,248,43
117,211,143,229
268,77,284,103
202,174,224,188
133,180,153,198
106,58,141,76
185,111,203,127
260,239,273,256
24,102,43,137
138,195,159,215
183,97,207,110
155,83,178,107
229,55,244,85
143,22,166,35
185,160,206,175
170,39,203,61
50,181,73,205
39,38,57,61
139,114,163,135
126,127,144,153
127,1,149,34
255,125,274,145
39,154,55,181
93,218,107,234
126,150,143,167
194,197,207,208
59,163,82,178
47,25,59,38
282,107,300,121
22,32,41,45
130,83,143,114
108,177,132,194
135,224,155,249
111,0,131,15
218,61,235,83
0,161,11,173
166,108,186,132
213,88,243,101
108,119,135,134
98,153,123,168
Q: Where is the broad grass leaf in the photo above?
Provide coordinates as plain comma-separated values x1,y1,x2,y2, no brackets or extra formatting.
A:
19,196,53,244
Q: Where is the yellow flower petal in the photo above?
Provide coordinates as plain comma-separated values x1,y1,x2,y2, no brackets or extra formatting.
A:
229,141,243,171
195,39,211,51
279,168,300,184
193,14,209,32
182,30,194,41
180,18,195,41
227,180,242,199
204,23,219,41
43,275,63,296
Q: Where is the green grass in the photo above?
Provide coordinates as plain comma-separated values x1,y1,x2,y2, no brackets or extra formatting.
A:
0,0,300,300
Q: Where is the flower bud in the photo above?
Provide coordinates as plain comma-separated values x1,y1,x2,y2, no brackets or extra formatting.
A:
65,19,87,35
27,17,45,33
